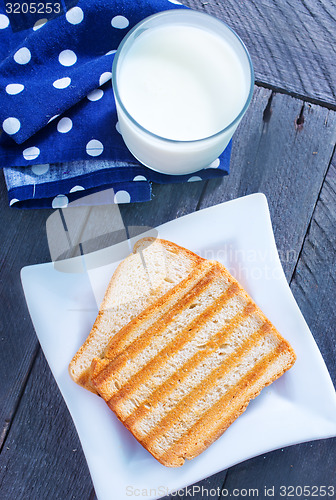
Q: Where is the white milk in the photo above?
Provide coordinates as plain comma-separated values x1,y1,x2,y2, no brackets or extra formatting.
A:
113,11,253,174
118,25,247,141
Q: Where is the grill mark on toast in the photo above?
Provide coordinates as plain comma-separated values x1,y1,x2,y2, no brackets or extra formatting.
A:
141,321,272,449
183,353,295,463
103,260,213,361
158,342,291,465
103,281,240,408
93,270,234,398
70,238,203,385
123,302,256,427
72,237,296,467
92,262,219,391
88,262,213,388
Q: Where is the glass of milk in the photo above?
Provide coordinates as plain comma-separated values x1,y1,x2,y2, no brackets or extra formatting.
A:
112,9,254,175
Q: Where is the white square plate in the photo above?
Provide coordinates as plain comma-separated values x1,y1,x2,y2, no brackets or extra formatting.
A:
21,194,336,500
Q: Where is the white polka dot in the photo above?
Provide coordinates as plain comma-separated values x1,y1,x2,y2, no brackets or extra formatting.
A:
115,121,121,134
23,146,40,160
70,185,85,193
6,83,24,95
33,18,47,30
114,190,131,204
14,47,31,65
99,72,112,86
32,164,49,175
66,7,84,25
3,117,21,135
188,176,203,182
9,198,19,206
87,89,104,101
53,77,71,89
133,175,147,181
86,139,104,157
111,15,129,29
168,0,182,4
0,14,10,29
47,115,59,123
52,195,69,209
206,158,220,169
58,49,77,67
105,49,117,56
57,117,73,133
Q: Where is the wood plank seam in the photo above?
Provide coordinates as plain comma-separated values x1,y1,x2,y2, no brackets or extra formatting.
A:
88,487,97,500
195,179,210,212
0,344,40,452
182,0,336,109
289,141,336,286
255,81,336,112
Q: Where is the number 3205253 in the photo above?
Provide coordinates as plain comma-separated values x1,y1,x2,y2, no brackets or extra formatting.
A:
5,3,61,14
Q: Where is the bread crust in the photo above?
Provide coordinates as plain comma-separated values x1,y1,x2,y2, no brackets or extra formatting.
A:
89,254,296,466
69,237,296,466
69,237,204,392
158,345,295,466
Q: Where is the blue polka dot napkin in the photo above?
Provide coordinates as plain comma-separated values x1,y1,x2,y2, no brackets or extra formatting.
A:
0,0,231,209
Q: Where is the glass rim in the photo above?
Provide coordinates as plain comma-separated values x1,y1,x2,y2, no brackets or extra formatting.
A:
112,9,255,145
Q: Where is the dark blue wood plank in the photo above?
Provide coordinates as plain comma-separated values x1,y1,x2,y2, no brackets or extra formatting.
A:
218,153,336,500
184,0,336,108
0,176,206,499
290,159,336,386
220,439,336,498
1,92,335,500
198,87,336,281
161,93,336,500
0,177,53,449
0,350,93,500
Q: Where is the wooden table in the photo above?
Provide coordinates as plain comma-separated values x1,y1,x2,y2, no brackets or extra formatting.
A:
0,1,335,498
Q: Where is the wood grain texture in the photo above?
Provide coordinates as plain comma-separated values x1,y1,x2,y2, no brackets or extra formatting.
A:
183,0,336,108
119,181,206,229
0,176,94,499
120,89,336,500
0,2,335,496
1,93,335,500
197,86,336,280
290,157,336,385
0,178,52,449
0,350,92,500
220,439,336,498
0,177,206,500
217,158,336,495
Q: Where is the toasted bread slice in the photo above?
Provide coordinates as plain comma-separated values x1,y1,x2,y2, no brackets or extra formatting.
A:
91,258,296,467
69,237,205,392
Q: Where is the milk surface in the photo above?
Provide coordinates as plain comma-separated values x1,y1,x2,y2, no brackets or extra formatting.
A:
118,24,248,141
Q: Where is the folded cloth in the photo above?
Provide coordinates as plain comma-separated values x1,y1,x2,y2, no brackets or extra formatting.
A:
0,0,231,208
4,142,231,208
